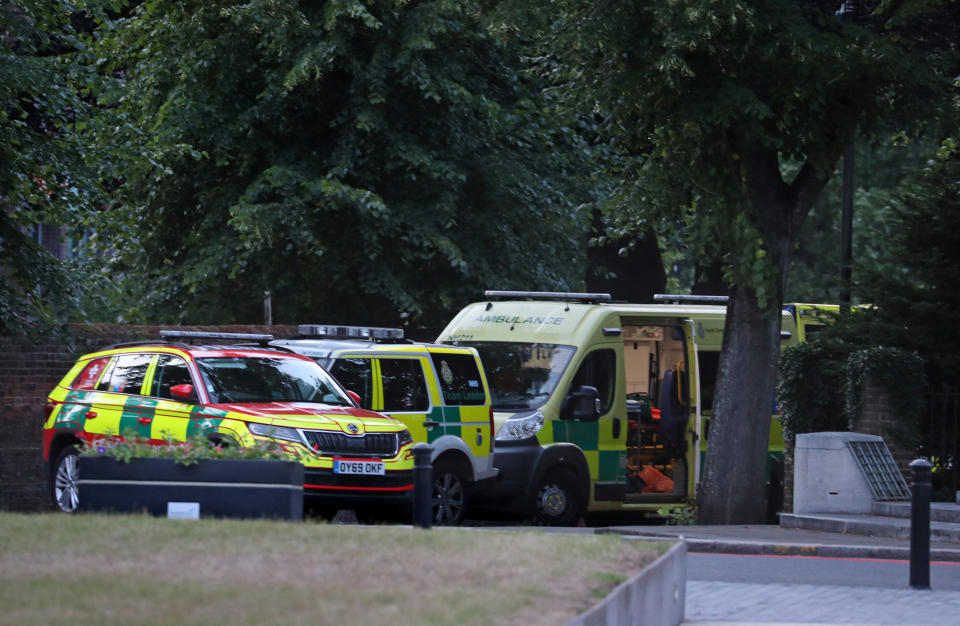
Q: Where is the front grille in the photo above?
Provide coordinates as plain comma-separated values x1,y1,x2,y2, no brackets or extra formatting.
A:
302,430,398,457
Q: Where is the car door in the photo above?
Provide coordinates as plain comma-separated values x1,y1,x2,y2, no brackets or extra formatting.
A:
144,353,203,440
376,355,436,445
86,352,155,439
426,348,492,461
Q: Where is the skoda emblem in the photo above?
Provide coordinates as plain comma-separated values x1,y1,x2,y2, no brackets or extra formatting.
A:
348,423,359,434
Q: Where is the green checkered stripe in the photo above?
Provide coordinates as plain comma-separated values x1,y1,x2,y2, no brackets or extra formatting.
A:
119,396,159,438
187,406,227,438
547,421,625,482
424,406,461,443
57,390,93,429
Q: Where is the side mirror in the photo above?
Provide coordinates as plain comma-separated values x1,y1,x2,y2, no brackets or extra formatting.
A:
170,384,195,402
346,390,362,406
569,385,601,421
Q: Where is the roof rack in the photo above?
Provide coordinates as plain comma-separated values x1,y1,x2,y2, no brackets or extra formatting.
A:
297,325,406,342
99,339,184,351
159,330,275,343
653,294,730,304
483,290,613,303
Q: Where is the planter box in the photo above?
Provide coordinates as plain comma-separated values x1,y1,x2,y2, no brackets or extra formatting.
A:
78,457,304,521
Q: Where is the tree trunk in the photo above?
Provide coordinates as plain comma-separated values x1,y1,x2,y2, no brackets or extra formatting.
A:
586,209,666,301
697,283,784,524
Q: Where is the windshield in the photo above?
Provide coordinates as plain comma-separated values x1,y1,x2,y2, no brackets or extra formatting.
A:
447,341,576,411
196,356,351,405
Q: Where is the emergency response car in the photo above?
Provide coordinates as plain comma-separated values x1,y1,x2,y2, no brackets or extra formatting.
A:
272,325,496,525
44,331,415,515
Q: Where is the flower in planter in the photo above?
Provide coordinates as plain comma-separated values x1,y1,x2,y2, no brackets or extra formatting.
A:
81,429,288,467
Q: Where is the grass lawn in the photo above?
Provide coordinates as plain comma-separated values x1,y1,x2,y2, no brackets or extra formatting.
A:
0,513,667,626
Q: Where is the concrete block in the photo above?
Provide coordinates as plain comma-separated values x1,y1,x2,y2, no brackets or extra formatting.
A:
793,431,883,515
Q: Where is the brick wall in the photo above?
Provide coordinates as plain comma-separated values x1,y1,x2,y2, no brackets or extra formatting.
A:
853,380,917,481
0,324,297,512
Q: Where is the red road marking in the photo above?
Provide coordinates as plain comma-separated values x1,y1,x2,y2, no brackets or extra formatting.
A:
705,552,960,566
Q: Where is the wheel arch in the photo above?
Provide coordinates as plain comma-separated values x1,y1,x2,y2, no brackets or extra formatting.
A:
526,443,591,506
426,435,476,482
47,431,83,471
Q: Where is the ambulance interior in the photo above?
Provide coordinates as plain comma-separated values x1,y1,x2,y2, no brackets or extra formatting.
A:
621,324,689,499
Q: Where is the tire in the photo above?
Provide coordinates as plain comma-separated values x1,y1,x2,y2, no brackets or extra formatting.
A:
51,445,80,513
533,467,585,527
432,459,470,526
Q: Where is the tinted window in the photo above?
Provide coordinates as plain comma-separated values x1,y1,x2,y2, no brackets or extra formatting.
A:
566,349,616,415
329,357,374,410
380,358,429,412
97,353,152,394
149,355,193,400
448,341,575,411
72,357,111,390
429,352,486,406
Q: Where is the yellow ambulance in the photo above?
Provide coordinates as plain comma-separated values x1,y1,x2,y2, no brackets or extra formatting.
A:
272,326,496,525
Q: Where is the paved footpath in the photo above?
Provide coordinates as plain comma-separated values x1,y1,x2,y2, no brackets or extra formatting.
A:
684,580,960,625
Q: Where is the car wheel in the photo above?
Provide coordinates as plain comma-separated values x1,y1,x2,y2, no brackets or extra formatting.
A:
432,459,469,526
534,467,585,526
52,445,80,513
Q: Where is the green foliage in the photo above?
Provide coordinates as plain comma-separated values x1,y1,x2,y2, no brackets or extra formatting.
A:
851,135,960,383
0,1,110,335
846,346,926,450
656,505,697,526
86,0,590,331
779,337,927,449
778,340,850,446
81,430,287,466
518,0,959,301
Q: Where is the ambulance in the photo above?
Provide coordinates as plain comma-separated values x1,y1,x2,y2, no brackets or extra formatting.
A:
272,326,496,525
436,291,838,525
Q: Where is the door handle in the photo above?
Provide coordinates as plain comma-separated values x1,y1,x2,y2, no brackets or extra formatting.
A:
138,415,153,425
422,420,440,429
612,417,621,440
84,410,97,419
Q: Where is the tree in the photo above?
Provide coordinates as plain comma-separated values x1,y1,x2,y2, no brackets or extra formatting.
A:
0,1,106,335
523,0,960,522
87,0,592,333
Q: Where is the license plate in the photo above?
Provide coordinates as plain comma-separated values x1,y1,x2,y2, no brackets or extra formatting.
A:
333,459,385,475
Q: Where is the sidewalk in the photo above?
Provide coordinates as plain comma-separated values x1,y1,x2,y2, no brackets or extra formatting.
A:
595,522,960,625
683,580,960,625
597,521,960,561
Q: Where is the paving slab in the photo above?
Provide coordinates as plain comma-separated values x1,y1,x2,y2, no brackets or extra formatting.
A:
683,580,960,625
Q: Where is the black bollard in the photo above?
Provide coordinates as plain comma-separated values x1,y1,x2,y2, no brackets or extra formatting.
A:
412,443,434,529
909,458,934,590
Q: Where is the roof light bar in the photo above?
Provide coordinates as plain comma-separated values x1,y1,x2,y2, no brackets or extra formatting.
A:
298,325,404,340
159,330,275,342
483,290,612,303
653,294,730,303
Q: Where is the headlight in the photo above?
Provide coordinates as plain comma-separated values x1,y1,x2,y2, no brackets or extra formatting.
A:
248,423,302,444
397,429,413,448
496,410,545,441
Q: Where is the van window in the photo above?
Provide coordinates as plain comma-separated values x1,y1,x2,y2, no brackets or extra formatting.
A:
380,358,429,412
149,355,193,400
328,357,374,410
96,353,152,394
451,341,575,411
565,349,616,415
429,352,486,406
